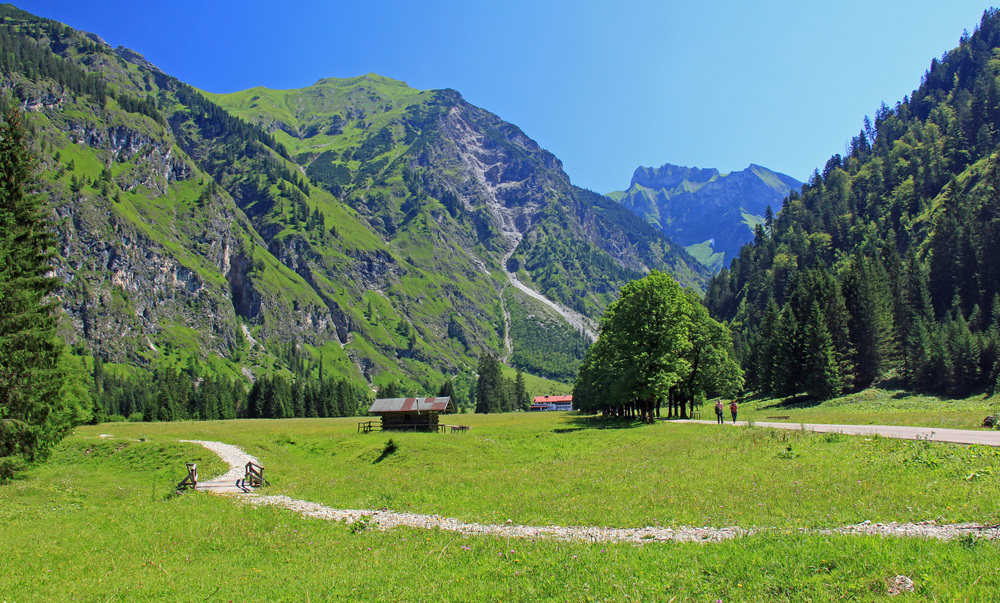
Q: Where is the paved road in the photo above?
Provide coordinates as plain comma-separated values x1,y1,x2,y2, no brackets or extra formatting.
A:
675,420,1000,447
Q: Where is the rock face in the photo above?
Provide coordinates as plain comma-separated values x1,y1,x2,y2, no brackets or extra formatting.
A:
613,163,802,271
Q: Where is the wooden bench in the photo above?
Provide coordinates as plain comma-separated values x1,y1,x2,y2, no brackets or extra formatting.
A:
766,415,790,420
690,411,702,420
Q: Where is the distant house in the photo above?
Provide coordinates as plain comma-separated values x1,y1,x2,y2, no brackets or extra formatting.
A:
529,395,573,411
368,397,454,431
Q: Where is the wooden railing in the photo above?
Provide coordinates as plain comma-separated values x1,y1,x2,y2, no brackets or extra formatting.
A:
244,461,268,488
359,420,471,434
177,462,198,490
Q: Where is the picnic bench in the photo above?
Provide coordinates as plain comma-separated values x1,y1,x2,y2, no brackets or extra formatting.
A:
766,415,790,420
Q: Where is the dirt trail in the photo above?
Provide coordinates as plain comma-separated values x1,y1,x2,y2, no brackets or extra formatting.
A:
183,438,1000,543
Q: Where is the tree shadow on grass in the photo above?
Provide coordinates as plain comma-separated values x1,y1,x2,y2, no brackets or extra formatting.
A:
756,394,823,410
563,415,652,430
373,438,398,464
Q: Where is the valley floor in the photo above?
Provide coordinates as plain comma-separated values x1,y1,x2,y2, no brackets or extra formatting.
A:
5,414,1000,601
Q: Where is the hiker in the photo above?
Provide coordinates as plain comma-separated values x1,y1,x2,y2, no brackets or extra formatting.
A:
714,400,724,424
730,400,738,424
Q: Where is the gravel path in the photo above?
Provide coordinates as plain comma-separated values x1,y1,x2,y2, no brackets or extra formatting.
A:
182,439,1000,543
676,419,1000,447
180,439,262,493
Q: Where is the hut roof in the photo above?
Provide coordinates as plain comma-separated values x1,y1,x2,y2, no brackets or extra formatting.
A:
368,397,453,414
532,395,573,404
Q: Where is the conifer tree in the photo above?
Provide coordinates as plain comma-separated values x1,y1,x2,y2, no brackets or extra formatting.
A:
800,301,843,399
0,107,79,478
475,353,504,414
513,368,530,411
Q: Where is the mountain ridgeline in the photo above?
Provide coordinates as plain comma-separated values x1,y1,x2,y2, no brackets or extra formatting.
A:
706,8,1000,399
610,163,802,272
0,4,708,409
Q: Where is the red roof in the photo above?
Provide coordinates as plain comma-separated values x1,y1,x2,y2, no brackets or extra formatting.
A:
532,395,573,404
368,397,454,414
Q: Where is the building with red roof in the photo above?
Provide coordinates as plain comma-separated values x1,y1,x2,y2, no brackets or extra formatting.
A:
529,395,573,411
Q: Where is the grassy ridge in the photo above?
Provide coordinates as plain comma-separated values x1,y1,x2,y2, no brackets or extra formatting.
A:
3,414,1000,600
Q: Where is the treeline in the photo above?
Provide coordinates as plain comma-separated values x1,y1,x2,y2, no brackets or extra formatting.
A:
95,365,244,422
245,374,369,419
95,358,372,422
0,13,164,125
706,8,1000,398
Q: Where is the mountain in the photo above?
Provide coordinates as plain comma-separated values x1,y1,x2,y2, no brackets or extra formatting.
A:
0,5,709,402
609,163,802,271
705,8,1000,399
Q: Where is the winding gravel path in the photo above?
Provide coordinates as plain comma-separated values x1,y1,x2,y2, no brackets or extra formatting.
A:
182,438,1000,543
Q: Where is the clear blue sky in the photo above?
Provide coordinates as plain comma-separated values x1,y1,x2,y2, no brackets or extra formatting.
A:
13,1,996,193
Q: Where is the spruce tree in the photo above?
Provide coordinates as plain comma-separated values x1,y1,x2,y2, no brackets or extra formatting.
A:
514,367,531,411
0,107,75,478
475,353,504,414
800,302,843,399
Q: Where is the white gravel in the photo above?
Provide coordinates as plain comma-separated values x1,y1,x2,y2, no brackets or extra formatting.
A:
184,439,1000,544
180,439,261,482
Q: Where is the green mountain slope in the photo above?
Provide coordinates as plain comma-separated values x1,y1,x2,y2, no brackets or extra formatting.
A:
613,163,802,272
209,76,709,315
0,5,708,396
706,8,1000,399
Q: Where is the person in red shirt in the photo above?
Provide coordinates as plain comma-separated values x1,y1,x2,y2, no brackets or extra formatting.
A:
730,400,739,424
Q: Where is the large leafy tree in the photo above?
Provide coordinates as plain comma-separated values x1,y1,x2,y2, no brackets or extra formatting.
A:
574,271,742,422
670,291,745,418
0,107,75,478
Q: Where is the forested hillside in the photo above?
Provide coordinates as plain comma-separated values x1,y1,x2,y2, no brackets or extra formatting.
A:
707,8,1000,399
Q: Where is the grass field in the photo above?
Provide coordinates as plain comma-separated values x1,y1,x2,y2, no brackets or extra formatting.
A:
737,387,1000,430
3,408,1000,601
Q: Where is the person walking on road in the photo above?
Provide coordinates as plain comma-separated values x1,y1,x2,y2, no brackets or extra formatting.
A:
715,400,724,424
730,400,739,424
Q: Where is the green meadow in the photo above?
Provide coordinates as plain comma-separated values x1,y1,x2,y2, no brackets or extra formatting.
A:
737,388,1000,430
3,410,1000,601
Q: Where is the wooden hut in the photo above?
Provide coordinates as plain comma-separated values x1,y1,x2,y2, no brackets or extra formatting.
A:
368,397,454,432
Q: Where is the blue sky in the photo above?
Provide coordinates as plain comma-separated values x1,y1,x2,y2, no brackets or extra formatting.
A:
15,1,995,193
